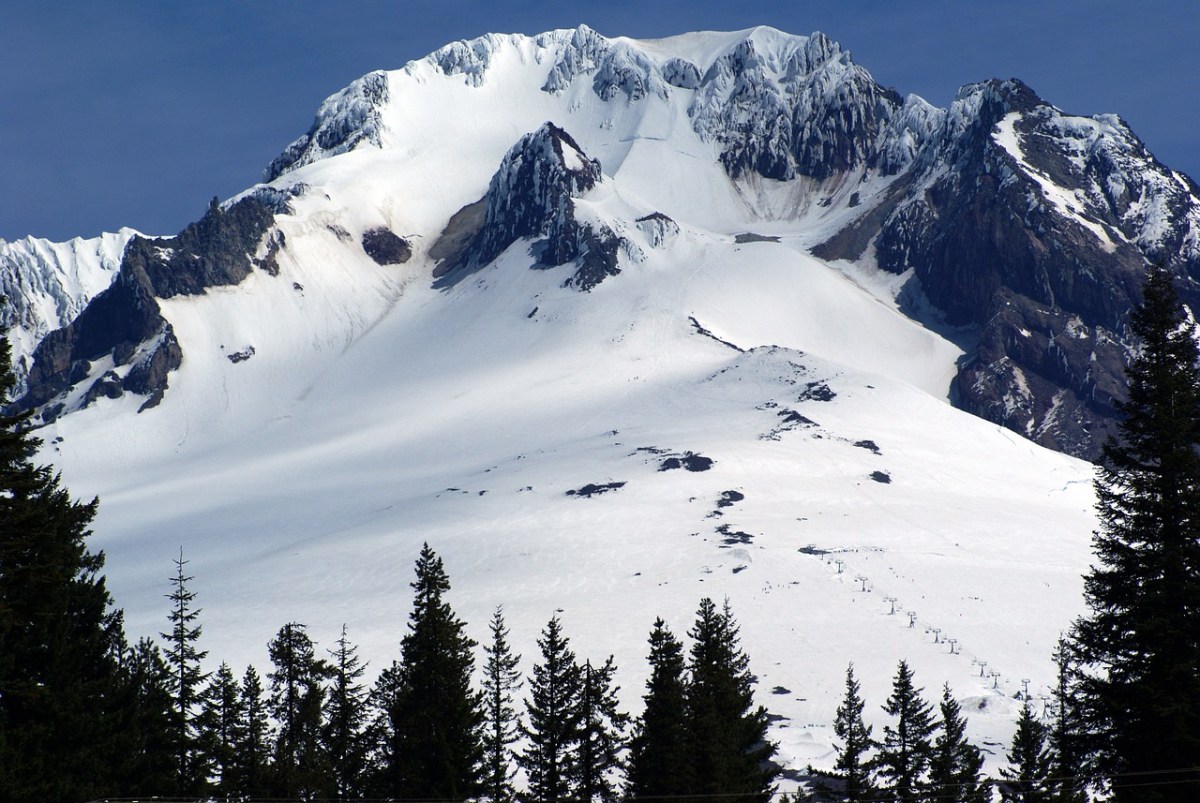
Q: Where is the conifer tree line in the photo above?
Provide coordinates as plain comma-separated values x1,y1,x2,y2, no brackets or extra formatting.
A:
3,267,1200,802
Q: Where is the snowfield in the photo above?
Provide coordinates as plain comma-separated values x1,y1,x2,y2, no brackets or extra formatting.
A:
29,26,1098,783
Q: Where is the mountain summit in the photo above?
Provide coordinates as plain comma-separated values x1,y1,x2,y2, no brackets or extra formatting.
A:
8,25,1198,458
0,24,1188,780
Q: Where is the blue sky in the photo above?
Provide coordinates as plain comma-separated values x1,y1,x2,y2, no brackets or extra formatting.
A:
2,0,1196,241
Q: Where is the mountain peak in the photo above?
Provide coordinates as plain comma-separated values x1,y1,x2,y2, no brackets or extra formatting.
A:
264,70,390,182
433,122,617,289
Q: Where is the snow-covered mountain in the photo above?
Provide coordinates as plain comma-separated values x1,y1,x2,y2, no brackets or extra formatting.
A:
7,24,1194,782
0,229,135,397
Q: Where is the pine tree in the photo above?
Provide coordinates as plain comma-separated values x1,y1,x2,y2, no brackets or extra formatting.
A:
519,614,583,803
482,606,523,803
684,598,779,803
160,547,210,793
627,618,691,801
197,661,241,796
999,702,1052,803
875,660,935,803
383,543,484,800
324,623,370,800
929,684,986,803
816,663,876,802
233,663,273,798
571,656,628,803
1070,266,1200,800
268,621,331,799
0,327,130,802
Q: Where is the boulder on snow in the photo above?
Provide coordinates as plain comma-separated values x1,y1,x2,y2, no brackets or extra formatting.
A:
361,228,412,265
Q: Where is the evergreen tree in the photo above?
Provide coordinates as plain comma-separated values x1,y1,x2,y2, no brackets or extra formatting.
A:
197,661,241,796
1070,266,1200,800
382,543,485,800
875,660,935,803
816,663,876,802
324,623,371,800
232,663,273,798
0,327,130,803
999,703,1052,803
112,637,178,796
684,598,779,803
366,659,406,796
627,618,691,801
571,656,628,803
1046,638,1087,803
519,614,583,803
268,621,331,799
482,606,523,803
929,684,986,803
160,547,210,793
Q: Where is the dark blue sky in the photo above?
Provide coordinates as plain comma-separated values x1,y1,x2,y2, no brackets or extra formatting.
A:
2,0,1196,241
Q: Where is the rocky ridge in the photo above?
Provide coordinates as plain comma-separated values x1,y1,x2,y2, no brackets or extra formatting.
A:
19,196,281,419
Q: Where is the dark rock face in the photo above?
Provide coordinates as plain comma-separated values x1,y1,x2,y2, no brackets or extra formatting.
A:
122,327,184,411
19,196,279,420
434,122,624,291
361,228,412,265
125,196,277,298
816,78,1200,459
477,122,600,266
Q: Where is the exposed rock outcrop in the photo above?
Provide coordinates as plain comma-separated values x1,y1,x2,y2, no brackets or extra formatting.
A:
817,78,1200,458
434,122,623,291
361,228,412,265
18,195,279,420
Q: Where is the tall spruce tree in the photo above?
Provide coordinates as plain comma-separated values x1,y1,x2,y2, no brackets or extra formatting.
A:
1046,638,1087,803
482,606,523,803
268,621,331,799
627,618,691,801
197,661,241,796
999,702,1053,803
818,663,876,802
684,598,779,803
385,543,484,800
928,684,986,803
0,327,130,802
1070,266,1200,801
324,624,371,800
161,547,210,793
233,663,273,798
875,660,935,803
571,656,628,803
519,614,583,803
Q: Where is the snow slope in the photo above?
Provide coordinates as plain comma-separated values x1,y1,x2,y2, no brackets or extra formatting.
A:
29,26,1099,782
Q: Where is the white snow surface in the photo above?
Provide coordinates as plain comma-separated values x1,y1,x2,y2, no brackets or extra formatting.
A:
32,26,1100,784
